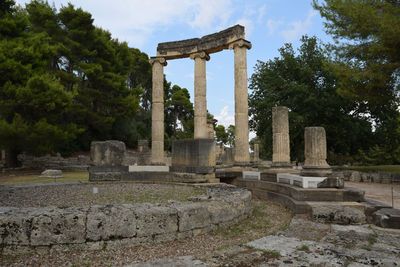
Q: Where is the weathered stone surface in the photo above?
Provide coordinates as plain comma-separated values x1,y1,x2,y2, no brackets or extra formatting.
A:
272,106,290,167
30,207,87,246
1,185,252,253
231,39,251,165
157,25,245,59
372,208,400,229
87,204,137,241
301,127,332,177
349,171,362,182
174,202,211,232
317,176,344,188
135,204,178,237
312,205,366,225
171,139,216,173
39,169,63,178
0,208,31,245
88,166,128,181
90,140,125,166
253,142,259,162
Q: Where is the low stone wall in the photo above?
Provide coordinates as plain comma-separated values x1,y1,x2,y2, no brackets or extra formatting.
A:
334,170,400,184
17,154,90,171
0,185,252,255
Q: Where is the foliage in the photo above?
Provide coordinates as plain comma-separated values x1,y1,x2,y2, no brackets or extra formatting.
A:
313,0,400,103
249,36,373,161
215,125,228,145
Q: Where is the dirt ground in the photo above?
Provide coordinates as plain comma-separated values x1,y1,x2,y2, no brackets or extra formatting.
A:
346,181,400,208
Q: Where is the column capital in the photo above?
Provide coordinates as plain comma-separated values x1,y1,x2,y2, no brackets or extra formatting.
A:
149,57,167,66
189,51,210,61
228,39,252,50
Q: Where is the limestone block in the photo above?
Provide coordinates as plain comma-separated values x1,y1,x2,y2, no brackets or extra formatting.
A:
206,202,237,224
349,171,361,182
30,207,87,246
312,205,366,225
175,203,211,232
39,169,63,178
317,176,344,189
372,208,400,229
0,208,31,245
90,140,126,166
135,204,178,237
86,204,136,241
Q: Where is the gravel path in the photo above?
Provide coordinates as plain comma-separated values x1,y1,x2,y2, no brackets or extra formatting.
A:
346,181,400,208
0,183,203,207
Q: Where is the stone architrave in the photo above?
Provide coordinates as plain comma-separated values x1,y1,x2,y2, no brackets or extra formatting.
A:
190,52,210,139
272,106,291,168
301,127,332,177
253,142,260,162
229,39,252,165
149,57,167,165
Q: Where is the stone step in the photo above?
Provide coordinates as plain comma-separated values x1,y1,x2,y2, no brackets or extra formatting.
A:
234,179,364,202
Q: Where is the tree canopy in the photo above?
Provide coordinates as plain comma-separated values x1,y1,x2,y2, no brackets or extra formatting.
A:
249,36,375,163
313,0,400,103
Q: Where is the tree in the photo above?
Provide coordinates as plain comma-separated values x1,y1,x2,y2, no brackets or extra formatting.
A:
0,1,80,166
249,36,373,162
313,0,400,103
215,125,228,145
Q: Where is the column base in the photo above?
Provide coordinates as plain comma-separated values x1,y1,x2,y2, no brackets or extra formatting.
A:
150,162,166,166
271,162,292,168
301,165,332,177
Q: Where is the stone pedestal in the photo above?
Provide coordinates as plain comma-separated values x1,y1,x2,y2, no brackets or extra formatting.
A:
138,140,149,153
301,127,332,177
190,52,210,139
272,106,291,168
170,139,216,174
253,142,260,162
149,57,167,165
89,140,128,181
229,39,251,165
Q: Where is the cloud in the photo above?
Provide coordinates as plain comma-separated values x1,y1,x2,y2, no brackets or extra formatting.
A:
257,4,267,23
281,9,317,42
266,19,283,35
215,106,234,127
15,0,235,47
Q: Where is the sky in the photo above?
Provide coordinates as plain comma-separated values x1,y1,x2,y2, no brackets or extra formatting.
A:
16,0,331,135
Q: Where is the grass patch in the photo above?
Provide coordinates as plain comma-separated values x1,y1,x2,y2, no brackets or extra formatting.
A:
296,244,310,252
263,250,281,258
211,200,292,242
333,165,400,173
0,171,89,185
367,234,377,245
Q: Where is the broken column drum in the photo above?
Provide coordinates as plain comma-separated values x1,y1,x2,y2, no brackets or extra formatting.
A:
301,127,332,177
253,142,260,162
272,106,291,167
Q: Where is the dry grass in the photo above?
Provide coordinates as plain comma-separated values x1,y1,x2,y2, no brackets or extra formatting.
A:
0,171,89,185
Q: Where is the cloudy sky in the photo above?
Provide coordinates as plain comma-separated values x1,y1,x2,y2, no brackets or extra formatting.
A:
16,0,330,131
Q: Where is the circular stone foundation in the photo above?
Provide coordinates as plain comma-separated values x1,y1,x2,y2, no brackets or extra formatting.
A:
0,183,252,255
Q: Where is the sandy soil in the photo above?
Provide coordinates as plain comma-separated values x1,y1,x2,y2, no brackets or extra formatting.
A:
346,181,400,208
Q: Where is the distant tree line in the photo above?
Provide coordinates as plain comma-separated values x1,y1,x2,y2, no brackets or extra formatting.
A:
0,0,194,166
249,0,400,165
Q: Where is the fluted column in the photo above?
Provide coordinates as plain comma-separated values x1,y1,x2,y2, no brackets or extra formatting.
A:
190,52,210,139
149,57,167,165
229,39,252,165
272,106,291,168
301,127,332,176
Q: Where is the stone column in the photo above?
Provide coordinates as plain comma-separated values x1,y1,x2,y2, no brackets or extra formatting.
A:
301,127,332,177
229,39,252,165
253,142,260,162
190,52,210,139
149,57,167,165
272,106,291,168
